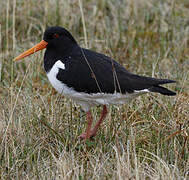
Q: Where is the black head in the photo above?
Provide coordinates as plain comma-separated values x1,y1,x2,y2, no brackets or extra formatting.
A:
43,26,77,45
13,26,78,62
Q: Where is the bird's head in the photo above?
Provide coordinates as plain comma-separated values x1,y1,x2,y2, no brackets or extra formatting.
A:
13,26,77,61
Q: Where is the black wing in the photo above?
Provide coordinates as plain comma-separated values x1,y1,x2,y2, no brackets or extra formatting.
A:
57,47,176,95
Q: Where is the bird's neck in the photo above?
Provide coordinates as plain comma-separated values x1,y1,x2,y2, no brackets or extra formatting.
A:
44,42,79,73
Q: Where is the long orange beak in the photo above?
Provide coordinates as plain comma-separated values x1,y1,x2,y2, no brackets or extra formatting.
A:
13,40,48,61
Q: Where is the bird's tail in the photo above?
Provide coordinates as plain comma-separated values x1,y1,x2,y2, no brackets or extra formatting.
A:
123,74,176,96
149,85,176,96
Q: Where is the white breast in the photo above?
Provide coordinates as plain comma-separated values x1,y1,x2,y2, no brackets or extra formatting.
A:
46,60,80,96
47,60,66,94
46,60,149,112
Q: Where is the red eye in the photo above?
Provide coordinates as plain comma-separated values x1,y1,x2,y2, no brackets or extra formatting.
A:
53,33,59,38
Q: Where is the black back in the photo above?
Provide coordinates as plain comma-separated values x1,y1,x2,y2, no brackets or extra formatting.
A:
43,26,176,95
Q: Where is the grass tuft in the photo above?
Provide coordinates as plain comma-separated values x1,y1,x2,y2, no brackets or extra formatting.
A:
0,0,188,179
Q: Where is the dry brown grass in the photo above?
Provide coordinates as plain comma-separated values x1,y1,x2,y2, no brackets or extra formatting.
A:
0,0,188,179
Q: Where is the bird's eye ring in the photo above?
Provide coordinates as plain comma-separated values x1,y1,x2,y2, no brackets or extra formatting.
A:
53,33,59,38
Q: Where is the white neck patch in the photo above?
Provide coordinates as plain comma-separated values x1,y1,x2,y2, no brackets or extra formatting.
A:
55,60,65,70
47,60,66,94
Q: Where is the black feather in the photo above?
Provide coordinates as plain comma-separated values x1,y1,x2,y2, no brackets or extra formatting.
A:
43,26,176,96
149,85,176,96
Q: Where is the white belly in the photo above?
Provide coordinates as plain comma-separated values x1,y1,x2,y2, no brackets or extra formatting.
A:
46,60,148,111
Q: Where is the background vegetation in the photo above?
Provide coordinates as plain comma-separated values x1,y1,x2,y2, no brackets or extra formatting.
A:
0,0,188,179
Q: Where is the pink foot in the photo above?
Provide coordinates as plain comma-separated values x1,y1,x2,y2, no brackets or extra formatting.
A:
78,131,96,140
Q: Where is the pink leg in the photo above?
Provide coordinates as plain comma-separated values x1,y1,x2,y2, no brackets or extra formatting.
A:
91,105,108,137
78,105,108,140
85,110,93,139
79,110,93,140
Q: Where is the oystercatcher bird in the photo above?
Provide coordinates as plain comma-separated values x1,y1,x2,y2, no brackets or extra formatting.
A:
14,26,176,140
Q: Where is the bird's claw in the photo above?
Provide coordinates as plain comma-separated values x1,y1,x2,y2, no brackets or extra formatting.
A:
78,131,96,140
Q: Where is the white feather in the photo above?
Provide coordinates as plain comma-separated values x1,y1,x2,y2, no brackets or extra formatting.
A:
55,60,65,70
134,89,149,93
47,61,150,111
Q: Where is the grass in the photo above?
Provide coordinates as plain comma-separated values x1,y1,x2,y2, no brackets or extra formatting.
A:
0,0,189,179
